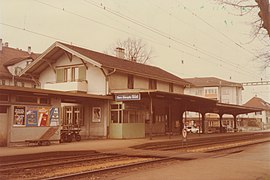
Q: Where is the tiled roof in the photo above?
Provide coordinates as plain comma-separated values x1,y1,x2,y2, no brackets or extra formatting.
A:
184,77,243,88
243,96,270,110
0,46,38,79
59,42,189,86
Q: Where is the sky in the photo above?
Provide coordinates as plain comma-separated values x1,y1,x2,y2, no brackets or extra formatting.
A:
0,0,269,103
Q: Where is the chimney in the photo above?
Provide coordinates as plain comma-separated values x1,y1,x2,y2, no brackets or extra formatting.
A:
115,47,125,59
0,39,2,51
28,46,31,54
4,42,8,47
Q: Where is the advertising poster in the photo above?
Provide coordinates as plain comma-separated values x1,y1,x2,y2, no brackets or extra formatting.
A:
26,107,38,127
14,106,25,125
50,107,59,126
38,107,50,126
92,107,101,122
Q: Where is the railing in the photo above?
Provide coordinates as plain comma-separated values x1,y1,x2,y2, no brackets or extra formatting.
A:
44,81,88,92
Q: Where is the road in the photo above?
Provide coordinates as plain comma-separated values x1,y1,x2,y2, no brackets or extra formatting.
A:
112,142,270,180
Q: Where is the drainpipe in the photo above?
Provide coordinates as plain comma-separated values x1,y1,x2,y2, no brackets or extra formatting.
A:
101,68,116,95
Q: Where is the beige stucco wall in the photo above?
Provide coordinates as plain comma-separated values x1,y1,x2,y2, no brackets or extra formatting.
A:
79,100,108,139
109,72,127,91
134,76,148,90
86,64,106,95
157,81,169,92
174,84,184,94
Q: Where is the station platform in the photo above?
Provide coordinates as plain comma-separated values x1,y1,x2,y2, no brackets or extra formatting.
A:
0,132,268,158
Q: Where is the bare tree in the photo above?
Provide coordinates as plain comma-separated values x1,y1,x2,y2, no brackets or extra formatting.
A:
109,38,153,64
217,0,270,68
216,0,269,37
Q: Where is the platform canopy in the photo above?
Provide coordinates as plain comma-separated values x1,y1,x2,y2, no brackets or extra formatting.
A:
134,90,263,116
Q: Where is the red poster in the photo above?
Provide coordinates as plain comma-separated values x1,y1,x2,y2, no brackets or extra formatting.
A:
38,107,50,126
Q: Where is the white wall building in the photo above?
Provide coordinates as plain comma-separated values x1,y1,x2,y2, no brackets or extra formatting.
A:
243,96,270,130
183,77,243,131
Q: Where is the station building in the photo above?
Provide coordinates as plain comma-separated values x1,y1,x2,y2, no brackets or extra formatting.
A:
0,41,262,146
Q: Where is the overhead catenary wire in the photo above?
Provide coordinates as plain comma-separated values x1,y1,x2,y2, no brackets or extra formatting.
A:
178,2,261,59
1,0,263,80
84,0,262,79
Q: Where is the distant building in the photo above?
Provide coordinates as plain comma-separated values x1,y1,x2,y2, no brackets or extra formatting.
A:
0,39,39,88
184,77,243,132
242,96,270,130
184,77,243,104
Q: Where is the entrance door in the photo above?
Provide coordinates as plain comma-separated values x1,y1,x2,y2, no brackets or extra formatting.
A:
0,106,8,146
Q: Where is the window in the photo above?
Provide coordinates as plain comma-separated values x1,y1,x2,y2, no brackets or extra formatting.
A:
222,89,229,95
15,95,49,105
72,67,79,81
205,88,217,94
0,94,9,102
0,79,5,85
110,103,123,123
62,106,84,127
56,66,86,83
40,97,49,104
64,68,70,82
0,106,7,113
15,81,24,87
16,95,38,103
128,75,134,89
149,79,157,90
195,89,203,96
26,60,32,65
169,83,174,92
255,111,262,115
15,67,23,76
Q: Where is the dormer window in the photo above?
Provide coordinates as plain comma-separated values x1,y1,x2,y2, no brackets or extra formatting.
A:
15,67,23,76
26,60,32,65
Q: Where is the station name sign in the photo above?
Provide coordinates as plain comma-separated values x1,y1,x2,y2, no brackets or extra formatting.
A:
115,93,141,101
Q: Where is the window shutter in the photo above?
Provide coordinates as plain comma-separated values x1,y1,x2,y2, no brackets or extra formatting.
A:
78,66,86,81
56,69,64,83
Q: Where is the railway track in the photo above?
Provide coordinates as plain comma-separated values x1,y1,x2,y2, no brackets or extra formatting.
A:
0,152,185,180
1,132,269,179
131,132,270,152
44,157,182,180
0,153,122,172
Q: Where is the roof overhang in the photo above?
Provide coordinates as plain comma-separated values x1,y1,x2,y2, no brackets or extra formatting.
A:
0,86,112,102
112,90,262,115
212,103,263,115
19,42,102,76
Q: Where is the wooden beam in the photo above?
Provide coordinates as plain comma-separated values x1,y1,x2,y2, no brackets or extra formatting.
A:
43,59,56,74
64,51,73,62
80,58,88,70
